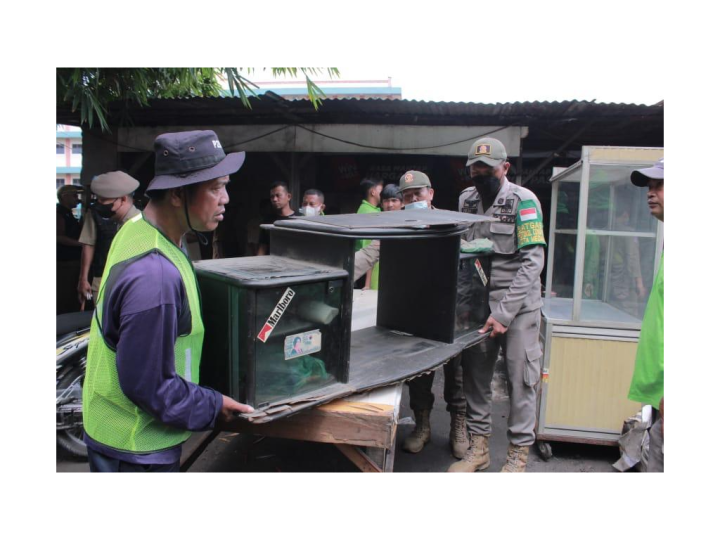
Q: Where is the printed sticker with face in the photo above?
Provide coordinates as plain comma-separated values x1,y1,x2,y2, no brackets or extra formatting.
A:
284,330,322,360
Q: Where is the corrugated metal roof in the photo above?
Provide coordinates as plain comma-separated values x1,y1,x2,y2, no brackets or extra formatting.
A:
56,95,663,152
57,94,663,127
261,95,663,118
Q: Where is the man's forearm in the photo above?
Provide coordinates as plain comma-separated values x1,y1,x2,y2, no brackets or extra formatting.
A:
79,244,94,283
354,240,380,281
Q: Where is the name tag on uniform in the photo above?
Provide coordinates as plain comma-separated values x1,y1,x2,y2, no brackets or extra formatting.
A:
494,214,516,224
462,199,479,213
495,198,516,215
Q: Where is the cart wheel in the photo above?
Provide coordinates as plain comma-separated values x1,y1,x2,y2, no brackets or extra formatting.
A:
537,441,553,461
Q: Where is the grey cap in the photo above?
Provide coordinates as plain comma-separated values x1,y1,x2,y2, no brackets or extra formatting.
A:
631,158,664,187
399,170,432,191
466,137,507,167
147,130,245,191
91,171,140,198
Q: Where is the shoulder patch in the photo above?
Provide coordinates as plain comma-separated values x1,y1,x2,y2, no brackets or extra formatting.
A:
508,182,540,201
516,199,546,249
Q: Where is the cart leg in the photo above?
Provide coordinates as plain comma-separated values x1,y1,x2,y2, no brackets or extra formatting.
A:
383,435,397,472
537,441,553,461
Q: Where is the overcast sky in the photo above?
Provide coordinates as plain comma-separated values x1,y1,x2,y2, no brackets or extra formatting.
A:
245,67,663,106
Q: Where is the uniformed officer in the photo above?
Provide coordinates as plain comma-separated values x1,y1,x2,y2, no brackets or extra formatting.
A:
77,172,141,305
448,137,546,473
393,171,470,459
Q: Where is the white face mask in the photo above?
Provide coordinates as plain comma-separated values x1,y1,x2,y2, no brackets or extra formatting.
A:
301,205,320,217
404,200,429,210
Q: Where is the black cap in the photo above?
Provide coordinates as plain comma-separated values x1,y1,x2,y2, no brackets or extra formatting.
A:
147,130,245,191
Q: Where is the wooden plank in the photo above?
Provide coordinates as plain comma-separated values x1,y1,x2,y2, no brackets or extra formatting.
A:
232,401,396,448
316,401,395,414
335,444,382,473
229,387,401,449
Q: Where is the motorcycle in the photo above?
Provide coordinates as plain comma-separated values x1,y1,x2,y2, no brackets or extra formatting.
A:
56,311,93,459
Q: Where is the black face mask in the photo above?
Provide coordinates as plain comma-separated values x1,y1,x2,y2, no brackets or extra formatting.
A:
91,200,117,219
472,174,501,204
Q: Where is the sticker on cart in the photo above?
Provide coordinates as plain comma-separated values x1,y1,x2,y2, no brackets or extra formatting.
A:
257,288,296,343
284,330,322,360
474,259,488,286
542,368,549,383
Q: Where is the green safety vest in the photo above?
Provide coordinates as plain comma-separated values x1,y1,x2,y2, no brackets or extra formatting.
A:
82,214,205,453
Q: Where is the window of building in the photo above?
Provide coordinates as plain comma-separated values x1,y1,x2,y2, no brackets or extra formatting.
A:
72,144,82,155
57,178,65,189
56,143,64,154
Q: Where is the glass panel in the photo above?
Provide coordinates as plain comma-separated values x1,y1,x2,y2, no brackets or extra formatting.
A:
580,234,657,324
587,164,657,233
577,162,661,324
556,176,581,231
455,254,490,337
605,236,657,320
549,232,577,299
254,281,343,406
609,183,657,234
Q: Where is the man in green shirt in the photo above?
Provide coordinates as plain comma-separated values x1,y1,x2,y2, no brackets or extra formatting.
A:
355,177,383,290
627,158,664,472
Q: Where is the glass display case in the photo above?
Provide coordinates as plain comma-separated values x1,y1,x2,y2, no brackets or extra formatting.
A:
536,147,664,454
545,147,664,326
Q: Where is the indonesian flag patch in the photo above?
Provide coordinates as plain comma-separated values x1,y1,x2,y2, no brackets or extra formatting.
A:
516,199,546,249
519,206,538,222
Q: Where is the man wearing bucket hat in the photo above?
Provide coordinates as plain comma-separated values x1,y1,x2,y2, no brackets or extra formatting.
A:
77,171,141,306
449,137,546,473
82,130,254,472
627,158,664,472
